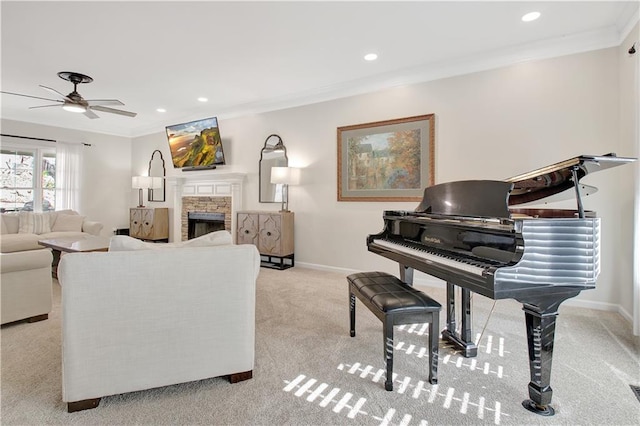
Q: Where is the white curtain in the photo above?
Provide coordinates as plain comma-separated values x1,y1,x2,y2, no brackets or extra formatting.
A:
55,141,83,211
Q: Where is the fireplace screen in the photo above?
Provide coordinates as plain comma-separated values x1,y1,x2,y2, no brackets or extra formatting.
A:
187,212,225,239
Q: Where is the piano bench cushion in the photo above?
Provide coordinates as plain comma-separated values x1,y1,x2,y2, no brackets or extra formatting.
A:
347,271,441,313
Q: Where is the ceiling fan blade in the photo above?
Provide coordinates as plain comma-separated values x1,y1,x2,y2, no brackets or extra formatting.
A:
90,105,137,118
86,99,124,107
84,109,100,119
1,91,62,103
28,104,64,109
39,85,70,101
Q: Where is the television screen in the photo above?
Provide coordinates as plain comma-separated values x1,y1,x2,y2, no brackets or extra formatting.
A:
165,117,225,169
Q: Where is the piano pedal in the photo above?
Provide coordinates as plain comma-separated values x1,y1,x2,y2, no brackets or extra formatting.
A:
522,399,555,416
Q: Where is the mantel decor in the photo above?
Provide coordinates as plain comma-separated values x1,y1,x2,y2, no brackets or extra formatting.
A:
337,114,435,201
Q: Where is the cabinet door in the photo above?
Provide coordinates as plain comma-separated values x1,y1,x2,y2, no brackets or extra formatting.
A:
140,209,156,239
258,214,282,255
237,213,259,245
130,209,142,238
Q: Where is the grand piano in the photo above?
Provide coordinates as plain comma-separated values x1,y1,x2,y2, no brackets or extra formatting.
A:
367,153,636,415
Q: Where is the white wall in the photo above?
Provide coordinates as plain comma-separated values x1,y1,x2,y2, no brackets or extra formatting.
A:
0,119,132,234
618,23,640,325
131,46,636,314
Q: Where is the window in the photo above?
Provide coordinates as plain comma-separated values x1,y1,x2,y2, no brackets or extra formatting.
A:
0,146,56,212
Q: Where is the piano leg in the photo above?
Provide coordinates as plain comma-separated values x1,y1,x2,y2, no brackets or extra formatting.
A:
519,290,580,416
441,283,478,357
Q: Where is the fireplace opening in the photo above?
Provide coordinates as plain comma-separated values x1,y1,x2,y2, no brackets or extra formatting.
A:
188,212,225,240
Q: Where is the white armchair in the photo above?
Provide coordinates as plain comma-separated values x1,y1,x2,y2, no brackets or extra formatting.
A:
58,243,260,412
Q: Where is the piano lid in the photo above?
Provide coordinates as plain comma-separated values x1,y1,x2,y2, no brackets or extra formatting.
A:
506,153,636,206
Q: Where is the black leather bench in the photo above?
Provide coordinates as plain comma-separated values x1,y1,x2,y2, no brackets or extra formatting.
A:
347,271,441,391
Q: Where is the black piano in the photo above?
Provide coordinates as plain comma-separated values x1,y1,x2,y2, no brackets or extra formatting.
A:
367,153,636,415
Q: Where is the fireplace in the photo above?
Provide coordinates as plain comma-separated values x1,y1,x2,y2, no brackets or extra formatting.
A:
188,212,225,239
170,173,245,242
180,196,232,241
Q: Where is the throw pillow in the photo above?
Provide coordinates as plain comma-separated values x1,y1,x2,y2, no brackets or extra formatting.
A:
108,231,232,252
0,215,8,234
18,212,51,234
1,213,20,234
109,236,183,251
182,230,233,247
51,214,85,232
109,236,154,251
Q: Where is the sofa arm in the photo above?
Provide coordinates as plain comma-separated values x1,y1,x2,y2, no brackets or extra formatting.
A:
82,220,103,236
1,249,53,273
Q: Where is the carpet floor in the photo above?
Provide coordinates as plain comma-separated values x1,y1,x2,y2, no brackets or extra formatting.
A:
1,266,639,425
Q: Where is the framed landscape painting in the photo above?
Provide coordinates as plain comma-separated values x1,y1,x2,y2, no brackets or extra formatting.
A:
337,114,435,201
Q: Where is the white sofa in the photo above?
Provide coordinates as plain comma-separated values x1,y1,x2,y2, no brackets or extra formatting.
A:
58,238,261,412
0,210,103,325
1,210,103,254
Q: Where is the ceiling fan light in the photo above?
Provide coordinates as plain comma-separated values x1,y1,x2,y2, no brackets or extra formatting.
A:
62,103,86,113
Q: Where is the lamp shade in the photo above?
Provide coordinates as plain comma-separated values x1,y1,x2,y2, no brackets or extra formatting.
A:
132,176,153,189
270,167,300,185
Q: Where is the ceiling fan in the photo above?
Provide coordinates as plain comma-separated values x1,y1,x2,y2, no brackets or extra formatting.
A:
0,71,137,119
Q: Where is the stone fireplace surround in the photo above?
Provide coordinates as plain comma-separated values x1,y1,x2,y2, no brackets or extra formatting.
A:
169,173,245,243
182,197,230,241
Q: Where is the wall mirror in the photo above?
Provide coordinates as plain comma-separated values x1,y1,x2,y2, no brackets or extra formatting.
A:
259,134,288,203
148,149,166,202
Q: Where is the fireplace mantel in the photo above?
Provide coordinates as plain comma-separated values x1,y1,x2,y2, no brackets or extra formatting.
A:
168,172,246,242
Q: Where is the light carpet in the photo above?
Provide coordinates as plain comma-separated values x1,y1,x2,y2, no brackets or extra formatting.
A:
1,267,639,425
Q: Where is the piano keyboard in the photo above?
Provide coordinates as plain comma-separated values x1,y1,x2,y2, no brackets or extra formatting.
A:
372,239,486,276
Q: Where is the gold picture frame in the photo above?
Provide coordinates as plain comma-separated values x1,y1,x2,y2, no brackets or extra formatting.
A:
337,114,435,201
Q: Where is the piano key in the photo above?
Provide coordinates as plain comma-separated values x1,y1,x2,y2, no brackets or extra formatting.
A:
372,239,486,276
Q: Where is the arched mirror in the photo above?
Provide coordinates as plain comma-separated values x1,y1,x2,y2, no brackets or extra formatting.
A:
259,134,288,202
148,149,166,202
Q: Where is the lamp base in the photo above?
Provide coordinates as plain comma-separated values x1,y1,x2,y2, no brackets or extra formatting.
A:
137,188,145,208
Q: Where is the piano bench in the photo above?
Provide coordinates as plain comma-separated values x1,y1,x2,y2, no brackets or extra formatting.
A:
347,271,441,391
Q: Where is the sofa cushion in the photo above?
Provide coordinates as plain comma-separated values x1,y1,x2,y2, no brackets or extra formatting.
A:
18,212,51,234
38,231,89,240
51,214,85,232
109,231,233,252
0,233,43,253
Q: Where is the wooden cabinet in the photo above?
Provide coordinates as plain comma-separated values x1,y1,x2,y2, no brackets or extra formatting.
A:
237,211,294,269
130,208,169,242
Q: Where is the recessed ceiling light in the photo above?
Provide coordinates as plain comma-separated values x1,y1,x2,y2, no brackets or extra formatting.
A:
521,11,541,22
156,108,166,113
364,53,378,61
197,97,208,102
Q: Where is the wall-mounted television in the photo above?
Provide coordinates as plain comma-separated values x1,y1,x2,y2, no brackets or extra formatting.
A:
165,116,225,170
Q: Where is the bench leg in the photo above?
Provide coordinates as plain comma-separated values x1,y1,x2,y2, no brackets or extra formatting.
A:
429,313,439,384
384,318,394,391
349,291,356,337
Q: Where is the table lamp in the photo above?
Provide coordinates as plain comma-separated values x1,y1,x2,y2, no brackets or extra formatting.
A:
132,176,153,207
270,167,300,212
